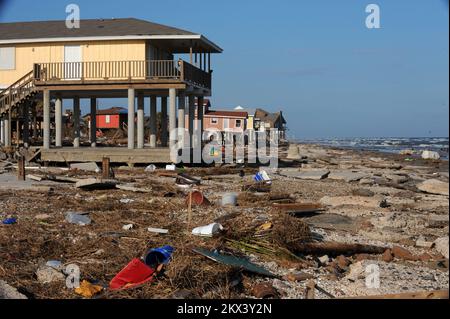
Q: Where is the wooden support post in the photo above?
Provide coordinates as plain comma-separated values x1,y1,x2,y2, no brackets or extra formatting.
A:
16,119,20,146
23,102,30,148
18,156,25,181
43,90,50,149
102,157,111,179
208,52,211,72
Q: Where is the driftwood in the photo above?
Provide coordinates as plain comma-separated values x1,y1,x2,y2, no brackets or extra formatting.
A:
46,175,80,183
242,182,272,193
156,171,179,177
346,290,448,299
291,241,386,256
116,184,152,193
273,202,325,213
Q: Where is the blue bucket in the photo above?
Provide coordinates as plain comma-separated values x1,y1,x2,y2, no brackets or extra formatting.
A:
144,245,174,268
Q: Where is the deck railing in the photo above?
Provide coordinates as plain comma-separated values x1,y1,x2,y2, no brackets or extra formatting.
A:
33,59,212,89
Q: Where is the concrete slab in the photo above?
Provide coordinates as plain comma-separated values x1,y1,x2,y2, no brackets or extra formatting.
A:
280,169,330,180
328,171,369,182
70,162,100,172
417,179,449,196
0,173,54,191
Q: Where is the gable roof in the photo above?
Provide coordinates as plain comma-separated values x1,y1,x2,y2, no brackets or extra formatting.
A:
255,108,286,125
0,18,222,53
83,107,127,118
205,110,248,118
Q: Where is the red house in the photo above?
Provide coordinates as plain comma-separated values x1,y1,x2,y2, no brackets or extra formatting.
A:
84,107,128,130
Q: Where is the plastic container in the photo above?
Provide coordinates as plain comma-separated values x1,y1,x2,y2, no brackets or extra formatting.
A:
221,193,238,207
65,212,91,226
144,246,174,268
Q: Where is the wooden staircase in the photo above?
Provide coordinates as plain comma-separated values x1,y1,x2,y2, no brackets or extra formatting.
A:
0,71,37,116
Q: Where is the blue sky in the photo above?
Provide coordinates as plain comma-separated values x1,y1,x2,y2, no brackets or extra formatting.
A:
1,0,448,138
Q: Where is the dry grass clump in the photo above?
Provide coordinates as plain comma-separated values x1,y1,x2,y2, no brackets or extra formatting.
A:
269,214,312,248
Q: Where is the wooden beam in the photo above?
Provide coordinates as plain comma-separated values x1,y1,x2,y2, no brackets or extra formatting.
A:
17,156,25,181
346,290,449,300
102,157,111,179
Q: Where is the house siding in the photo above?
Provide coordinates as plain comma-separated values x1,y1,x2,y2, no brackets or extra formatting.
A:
0,39,146,87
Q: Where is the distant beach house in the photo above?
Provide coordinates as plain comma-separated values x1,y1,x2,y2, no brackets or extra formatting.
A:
83,107,128,130
202,103,287,139
254,108,287,139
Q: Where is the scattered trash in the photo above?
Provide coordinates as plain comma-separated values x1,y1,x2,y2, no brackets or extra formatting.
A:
166,164,176,171
252,282,279,299
144,246,174,268
421,150,440,160
176,173,201,187
45,260,63,271
193,247,275,277
187,190,211,207
242,182,272,193
221,193,238,207
65,212,91,226
75,280,103,298
257,222,273,232
148,227,169,234
36,266,65,284
254,170,272,184
122,224,134,231
2,217,17,225
192,223,224,237
145,164,157,172
109,246,174,291
109,258,157,291
120,198,135,204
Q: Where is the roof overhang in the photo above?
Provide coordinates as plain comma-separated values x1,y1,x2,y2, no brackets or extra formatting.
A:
0,34,223,53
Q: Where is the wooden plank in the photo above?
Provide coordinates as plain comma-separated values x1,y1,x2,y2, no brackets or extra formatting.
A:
272,202,325,213
346,290,449,299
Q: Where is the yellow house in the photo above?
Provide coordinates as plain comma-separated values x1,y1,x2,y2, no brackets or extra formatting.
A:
0,18,222,163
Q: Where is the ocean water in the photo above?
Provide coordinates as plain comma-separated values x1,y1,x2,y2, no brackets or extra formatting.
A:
296,137,449,160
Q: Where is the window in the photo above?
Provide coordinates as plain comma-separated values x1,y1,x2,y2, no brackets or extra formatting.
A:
0,47,15,70
211,118,218,124
105,115,111,124
236,119,242,128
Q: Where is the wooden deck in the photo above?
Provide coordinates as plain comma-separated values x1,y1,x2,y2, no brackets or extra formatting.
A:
41,147,172,164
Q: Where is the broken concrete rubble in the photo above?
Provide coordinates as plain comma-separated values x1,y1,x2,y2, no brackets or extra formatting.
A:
0,280,28,299
434,237,449,259
35,266,65,284
417,179,449,196
70,162,101,173
280,169,330,180
328,171,369,182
